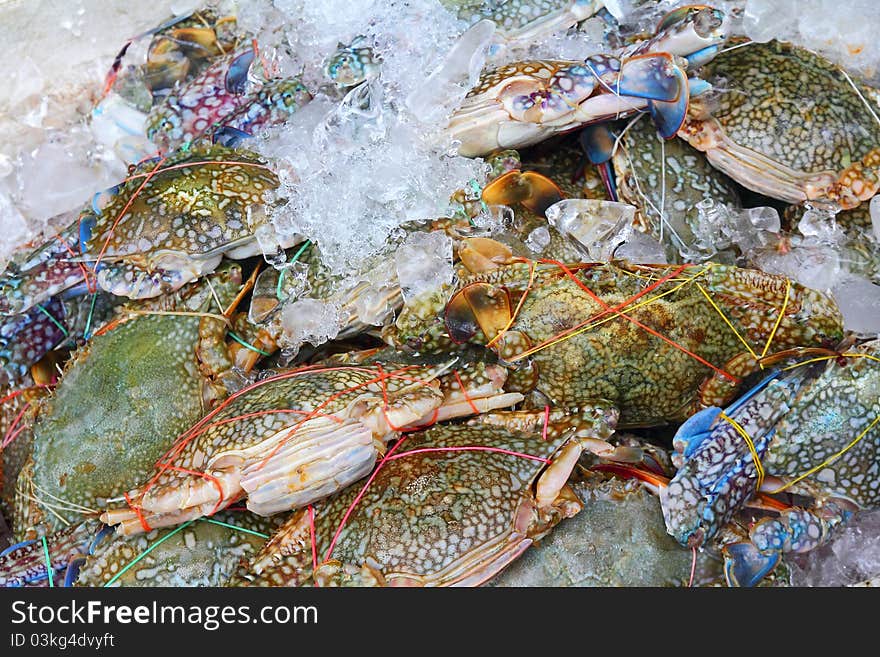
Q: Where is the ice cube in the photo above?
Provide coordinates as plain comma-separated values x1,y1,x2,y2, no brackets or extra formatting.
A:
870,195,880,242
524,226,551,254
616,230,668,263
395,231,454,304
279,298,343,351
831,275,880,335
546,199,635,261
743,0,798,43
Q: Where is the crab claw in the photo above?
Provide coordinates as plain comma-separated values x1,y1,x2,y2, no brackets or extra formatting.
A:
445,282,512,344
481,170,564,217
647,62,690,139
615,53,683,102
225,49,255,94
579,123,616,165
722,542,780,587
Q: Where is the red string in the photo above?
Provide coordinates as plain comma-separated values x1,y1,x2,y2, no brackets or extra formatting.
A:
452,369,480,415
123,492,152,533
541,405,550,441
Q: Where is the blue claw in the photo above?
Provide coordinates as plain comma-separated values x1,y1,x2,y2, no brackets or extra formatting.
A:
64,558,86,587
723,542,780,587
647,63,689,138
579,124,616,165
616,54,682,102
686,45,722,68
225,49,255,95
687,76,712,98
78,214,97,254
0,540,36,559
672,406,723,458
213,126,253,147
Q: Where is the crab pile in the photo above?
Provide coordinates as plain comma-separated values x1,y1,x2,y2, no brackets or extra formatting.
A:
1,1,879,588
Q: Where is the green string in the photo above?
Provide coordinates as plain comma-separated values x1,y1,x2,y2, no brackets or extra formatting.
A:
228,331,271,356
34,303,69,338
103,520,195,587
41,536,54,588
276,240,312,301
103,517,270,587
203,518,270,539
83,293,99,341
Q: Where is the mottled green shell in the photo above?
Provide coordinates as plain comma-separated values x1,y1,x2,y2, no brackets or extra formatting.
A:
614,116,741,258
30,313,208,528
490,480,692,586
446,0,593,34
396,262,844,425
85,146,278,261
240,421,572,586
765,340,880,507
76,512,284,587
697,40,880,175
168,364,440,471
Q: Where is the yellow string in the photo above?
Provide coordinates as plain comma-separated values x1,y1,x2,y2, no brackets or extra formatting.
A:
767,413,880,494
485,260,536,349
779,352,880,372
760,278,791,359
696,283,759,362
508,264,711,363
719,411,765,490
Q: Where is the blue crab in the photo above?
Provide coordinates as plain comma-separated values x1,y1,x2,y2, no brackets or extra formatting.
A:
100,360,523,536
0,511,282,587
662,339,880,586
15,265,246,534
146,48,312,151
678,39,880,210
77,145,294,299
233,408,617,586
390,256,844,425
446,6,728,157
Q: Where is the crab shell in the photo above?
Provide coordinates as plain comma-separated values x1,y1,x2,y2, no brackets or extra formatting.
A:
22,265,243,533
81,146,291,299
233,417,596,586
448,58,652,158
393,261,844,425
678,40,880,209
101,362,522,535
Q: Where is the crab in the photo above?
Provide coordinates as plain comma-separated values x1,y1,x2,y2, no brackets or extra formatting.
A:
76,145,295,299
15,264,246,534
449,0,605,45
490,475,695,586
660,339,880,586
605,113,742,260
146,48,313,151
324,36,382,88
678,40,880,210
446,6,729,157
390,253,844,425
99,359,525,536
232,407,622,586
0,510,281,587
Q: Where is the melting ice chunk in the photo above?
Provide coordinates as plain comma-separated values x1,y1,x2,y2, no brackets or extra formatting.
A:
546,199,635,261
279,298,343,351
870,195,880,242
395,231,454,304
524,226,550,254
831,275,880,335
616,230,668,264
